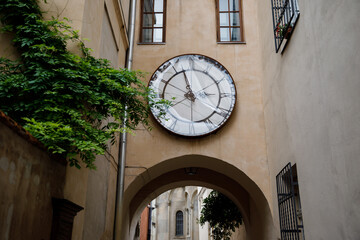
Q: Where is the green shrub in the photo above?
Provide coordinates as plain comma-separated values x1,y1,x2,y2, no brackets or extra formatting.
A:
0,0,167,169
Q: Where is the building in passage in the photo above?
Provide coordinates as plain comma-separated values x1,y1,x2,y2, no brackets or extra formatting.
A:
0,0,360,240
136,186,246,240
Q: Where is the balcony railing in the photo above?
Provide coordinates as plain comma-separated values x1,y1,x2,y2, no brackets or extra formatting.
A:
271,0,300,52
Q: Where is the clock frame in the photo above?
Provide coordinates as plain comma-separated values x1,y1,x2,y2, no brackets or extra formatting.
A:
149,54,236,137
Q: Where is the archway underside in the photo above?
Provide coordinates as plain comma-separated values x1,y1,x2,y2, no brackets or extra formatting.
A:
123,155,276,240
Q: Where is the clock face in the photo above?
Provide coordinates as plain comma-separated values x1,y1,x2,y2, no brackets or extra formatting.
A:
149,54,236,137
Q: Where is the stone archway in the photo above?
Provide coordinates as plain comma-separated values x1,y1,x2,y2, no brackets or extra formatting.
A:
120,155,276,240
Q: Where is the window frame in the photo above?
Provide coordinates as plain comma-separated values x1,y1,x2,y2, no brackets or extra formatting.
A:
276,163,305,240
139,0,167,44
175,210,184,236
216,0,245,43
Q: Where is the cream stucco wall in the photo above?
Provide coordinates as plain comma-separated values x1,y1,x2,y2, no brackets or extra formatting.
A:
123,0,274,239
0,0,131,239
2,0,359,239
256,0,360,239
66,0,130,239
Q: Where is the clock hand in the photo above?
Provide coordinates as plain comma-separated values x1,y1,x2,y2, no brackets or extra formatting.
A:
191,101,193,121
197,82,216,92
194,97,218,112
167,82,187,93
172,97,188,107
183,71,192,91
184,91,196,102
192,91,216,99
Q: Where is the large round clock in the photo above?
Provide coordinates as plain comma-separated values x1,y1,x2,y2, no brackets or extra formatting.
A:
149,54,236,137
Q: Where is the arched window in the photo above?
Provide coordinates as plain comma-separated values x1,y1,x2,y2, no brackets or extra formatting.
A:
175,211,184,236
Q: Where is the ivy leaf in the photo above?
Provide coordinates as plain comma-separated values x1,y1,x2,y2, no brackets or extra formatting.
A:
0,0,170,169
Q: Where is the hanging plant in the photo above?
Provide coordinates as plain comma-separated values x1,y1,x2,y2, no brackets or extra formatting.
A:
0,0,168,169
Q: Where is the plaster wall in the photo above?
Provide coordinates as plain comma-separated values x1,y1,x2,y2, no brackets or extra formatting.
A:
70,0,130,239
0,121,66,240
256,0,360,239
81,7,122,240
126,0,271,221
0,0,130,239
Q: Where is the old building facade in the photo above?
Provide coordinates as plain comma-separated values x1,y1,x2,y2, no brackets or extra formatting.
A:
136,186,246,240
1,0,360,240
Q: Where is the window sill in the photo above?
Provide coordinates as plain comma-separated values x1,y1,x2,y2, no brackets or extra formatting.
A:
217,41,246,44
137,42,166,45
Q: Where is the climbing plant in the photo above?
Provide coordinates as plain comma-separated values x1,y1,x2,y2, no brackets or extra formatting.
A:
199,190,243,240
0,0,167,169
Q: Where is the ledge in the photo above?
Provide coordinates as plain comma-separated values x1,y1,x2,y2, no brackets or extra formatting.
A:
0,110,67,165
217,41,246,44
137,42,166,45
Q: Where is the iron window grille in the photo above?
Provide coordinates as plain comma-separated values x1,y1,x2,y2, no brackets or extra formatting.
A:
175,210,184,236
271,0,299,52
276,163,305,240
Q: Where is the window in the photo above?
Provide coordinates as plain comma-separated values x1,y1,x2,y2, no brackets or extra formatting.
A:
216,0,243,43
140,0,166,43
271,0,299,52
175,211,184,236
276,163,305,240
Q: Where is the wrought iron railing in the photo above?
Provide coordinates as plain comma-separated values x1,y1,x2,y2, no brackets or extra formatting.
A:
271,0,300,52
276,163,305,240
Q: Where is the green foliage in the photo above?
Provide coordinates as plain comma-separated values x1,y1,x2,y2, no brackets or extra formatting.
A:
199,191,243,240
0,0,167,169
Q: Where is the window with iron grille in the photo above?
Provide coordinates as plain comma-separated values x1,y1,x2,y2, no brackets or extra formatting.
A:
140,0,166,43
175,210,184,236
271,0,299,52
216,0,244,43
276,163,305,240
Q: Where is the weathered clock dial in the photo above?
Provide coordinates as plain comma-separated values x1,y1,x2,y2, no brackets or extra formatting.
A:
149,54,236,137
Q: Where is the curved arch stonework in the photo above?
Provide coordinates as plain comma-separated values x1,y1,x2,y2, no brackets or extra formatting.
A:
121,155,276,240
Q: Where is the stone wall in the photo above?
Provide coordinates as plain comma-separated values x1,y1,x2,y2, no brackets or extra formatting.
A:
0,113,66,240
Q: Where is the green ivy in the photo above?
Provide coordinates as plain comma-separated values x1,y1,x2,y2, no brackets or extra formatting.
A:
0,0,167,169
199,191,243,240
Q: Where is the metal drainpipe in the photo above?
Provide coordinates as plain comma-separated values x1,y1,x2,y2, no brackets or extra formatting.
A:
114,0,137,239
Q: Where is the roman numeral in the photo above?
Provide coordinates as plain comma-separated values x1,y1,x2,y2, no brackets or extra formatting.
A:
189,123,195,135
203,64,213,73
188,57,195,70
204,119,215,130
216,78,225,84
158,62,171,73
215,108,230,118
169,120,177,130
220,93,232,98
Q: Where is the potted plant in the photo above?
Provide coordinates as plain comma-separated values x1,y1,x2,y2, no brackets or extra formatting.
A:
276,23,293,39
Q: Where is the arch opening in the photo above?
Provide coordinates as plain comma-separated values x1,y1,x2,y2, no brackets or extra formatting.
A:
134,186,247,240
122,155,276,240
